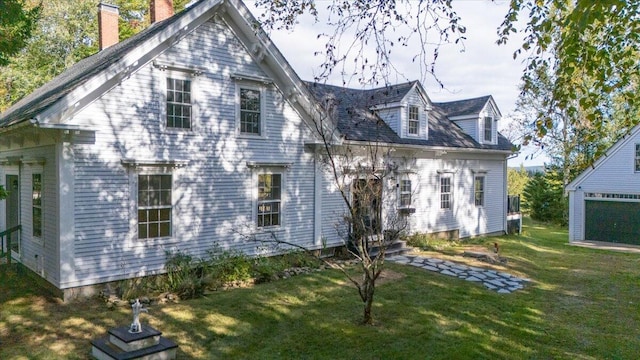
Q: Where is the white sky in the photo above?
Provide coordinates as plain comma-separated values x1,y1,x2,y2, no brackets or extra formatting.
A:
247,0,548,167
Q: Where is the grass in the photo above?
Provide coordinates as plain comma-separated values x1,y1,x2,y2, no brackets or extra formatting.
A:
1,218,639,359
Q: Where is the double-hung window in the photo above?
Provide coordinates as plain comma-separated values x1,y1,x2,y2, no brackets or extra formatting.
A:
474,175,485,206
138,174,172,239
166,78,192,129
240,88,261,135
257,173,281,227
400,179,412,207
635,144,640,172
440,175,452,210
484,116,493,143
32,173,43,238
408,106,419,136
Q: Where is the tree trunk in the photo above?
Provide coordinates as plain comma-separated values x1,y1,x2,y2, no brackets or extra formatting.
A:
362,277,375,324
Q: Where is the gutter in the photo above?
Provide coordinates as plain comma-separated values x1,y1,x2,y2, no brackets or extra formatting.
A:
341,139,514,155
0,118,39,134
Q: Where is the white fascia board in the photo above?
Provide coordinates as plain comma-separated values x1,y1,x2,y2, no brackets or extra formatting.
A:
409,82,433,110
566,123,640,191
449,114,479,121
369,102,403,111
37,0,223,125
341,139,513,155
487,96,502,118
224,0,341,144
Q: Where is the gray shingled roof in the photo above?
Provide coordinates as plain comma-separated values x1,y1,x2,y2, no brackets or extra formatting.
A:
0,3,197,128
433,96,492,118
305,82,513,151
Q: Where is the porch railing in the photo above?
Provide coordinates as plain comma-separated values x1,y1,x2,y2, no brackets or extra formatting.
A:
507,195,521,215
0,225,21,265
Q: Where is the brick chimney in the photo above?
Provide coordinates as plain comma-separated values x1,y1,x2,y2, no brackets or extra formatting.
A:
150,0,174,23
98,3,119,50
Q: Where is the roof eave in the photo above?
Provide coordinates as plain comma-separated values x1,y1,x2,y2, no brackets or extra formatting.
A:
342,139,514,154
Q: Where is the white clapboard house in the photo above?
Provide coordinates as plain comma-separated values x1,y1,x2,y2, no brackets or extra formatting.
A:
0,0,514,298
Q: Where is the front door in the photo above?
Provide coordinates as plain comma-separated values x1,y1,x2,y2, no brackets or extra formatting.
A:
5,175,20,254
353,178,382,235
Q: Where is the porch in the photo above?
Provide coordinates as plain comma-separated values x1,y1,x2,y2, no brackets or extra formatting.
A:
0,225,21,265
507,195,522,234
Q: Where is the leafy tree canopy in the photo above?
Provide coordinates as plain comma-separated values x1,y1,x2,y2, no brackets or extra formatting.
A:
0,0,41,66
499,0,640,152
0,0,193,112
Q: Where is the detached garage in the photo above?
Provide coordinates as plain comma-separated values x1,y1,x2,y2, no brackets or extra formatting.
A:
567,124,640,245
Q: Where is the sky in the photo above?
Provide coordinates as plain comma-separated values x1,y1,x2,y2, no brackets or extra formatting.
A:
246,0,548,167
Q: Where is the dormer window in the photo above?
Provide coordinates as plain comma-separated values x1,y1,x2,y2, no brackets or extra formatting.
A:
483,116,493,143
408,106,419,136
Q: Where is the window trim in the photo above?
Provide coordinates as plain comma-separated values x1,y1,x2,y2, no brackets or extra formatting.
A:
253,168,285,229
483,116,494,144
474,175,485,207
439,174,453,210
236,82,266,138
408,105,420,136
160,69,198,132
32,172,43,242
399,178,412,208
136,172,173,240
635,144,640,172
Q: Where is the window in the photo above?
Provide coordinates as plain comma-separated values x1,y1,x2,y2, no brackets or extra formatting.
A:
408,106,419,135
484,116,493,143
474,176,485,206
635,144,640,171
440,175,452,210
258,173,281,227
166,78,192,129
240,88,261,135
400,179,412,207
138,175,172,239
32,173,42,238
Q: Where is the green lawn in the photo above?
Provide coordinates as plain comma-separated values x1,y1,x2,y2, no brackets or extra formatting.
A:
1,218,639,359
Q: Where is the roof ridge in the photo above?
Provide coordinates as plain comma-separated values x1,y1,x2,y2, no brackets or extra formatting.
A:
0,2,195,126
433,94,492,105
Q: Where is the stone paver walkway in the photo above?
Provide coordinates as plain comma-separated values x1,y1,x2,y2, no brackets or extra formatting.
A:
387,255,530,294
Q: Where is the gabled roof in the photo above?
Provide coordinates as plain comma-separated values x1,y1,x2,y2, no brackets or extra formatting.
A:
305,82,513,151
566,123,640,191
0,3,199,128
434,95,497,118
0,0,335,141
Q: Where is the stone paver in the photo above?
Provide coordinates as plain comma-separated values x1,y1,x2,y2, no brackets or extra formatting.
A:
386,255,528,293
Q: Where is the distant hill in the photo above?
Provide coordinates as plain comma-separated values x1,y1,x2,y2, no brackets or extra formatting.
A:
509,165,545,174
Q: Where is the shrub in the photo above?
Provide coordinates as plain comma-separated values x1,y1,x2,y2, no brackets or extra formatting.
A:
205,249,253,286
164,251,206,299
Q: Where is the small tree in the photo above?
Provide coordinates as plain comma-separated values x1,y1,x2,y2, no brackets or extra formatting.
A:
507,165,530,204
522,170,566,225
248,142,409,325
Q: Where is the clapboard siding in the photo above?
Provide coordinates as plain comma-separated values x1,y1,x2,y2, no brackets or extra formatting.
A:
0,145,60,286
453,118,478,142
567,125,640,242
409,156,505,237
377,108,401,136
321,169,348,246
402,88,429,140
61,18,318,288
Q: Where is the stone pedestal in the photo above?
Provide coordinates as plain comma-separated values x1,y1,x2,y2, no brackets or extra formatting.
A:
91,325,178,360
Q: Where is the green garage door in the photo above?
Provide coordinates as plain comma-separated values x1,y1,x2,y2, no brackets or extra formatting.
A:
585,200,640,245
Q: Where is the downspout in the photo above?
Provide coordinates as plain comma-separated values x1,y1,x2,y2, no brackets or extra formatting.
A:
503,158,508,235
